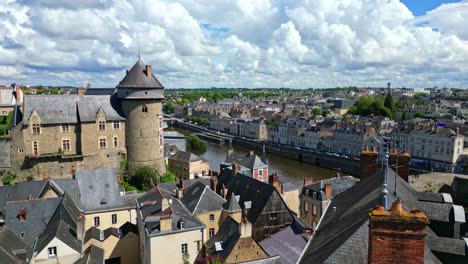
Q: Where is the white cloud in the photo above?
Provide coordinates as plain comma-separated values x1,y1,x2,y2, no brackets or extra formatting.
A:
0,0,468,88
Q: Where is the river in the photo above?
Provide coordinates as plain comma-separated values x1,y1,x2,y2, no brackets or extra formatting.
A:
165,127,339,186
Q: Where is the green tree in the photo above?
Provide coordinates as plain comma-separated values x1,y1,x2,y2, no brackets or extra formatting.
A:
49,88,60,95
186,135,207,154
414,112,425,118
129,166,158,191
159,171,176,183
166,103,175,114
384,93,396,113
311,108,321,116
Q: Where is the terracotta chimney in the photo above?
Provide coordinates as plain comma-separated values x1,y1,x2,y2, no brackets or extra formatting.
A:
368,201,429,264
360,146,379,179
303,178,313,186
146,65,152,78
18,207,27,221
389,149,411,182
269,173,280,191
324,182,332,199
232,162,240,175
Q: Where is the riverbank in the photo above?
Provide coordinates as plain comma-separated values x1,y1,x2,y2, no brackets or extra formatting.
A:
166,126,340,186
171,120,360,177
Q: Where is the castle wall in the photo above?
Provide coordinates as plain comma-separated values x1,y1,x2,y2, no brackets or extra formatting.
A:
121,99,165,174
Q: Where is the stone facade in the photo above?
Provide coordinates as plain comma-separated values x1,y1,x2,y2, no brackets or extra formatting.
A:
121,99,165,173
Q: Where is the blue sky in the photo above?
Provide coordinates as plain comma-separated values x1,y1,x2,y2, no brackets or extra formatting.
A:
402,0,462,15
0,0,468,88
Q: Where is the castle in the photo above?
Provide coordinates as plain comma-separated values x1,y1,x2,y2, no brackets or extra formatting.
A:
10,59,166,178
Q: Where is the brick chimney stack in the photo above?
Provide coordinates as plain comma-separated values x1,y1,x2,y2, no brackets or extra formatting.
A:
303,178,313,186
177,179,185,198
239,218,252,238
368,200,429,264
160,214,172,232
389,148,411,182
146,65,152,78
324,182,332,199
360,146,378,179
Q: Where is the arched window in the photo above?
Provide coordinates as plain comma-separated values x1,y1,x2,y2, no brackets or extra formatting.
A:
142,105,148,113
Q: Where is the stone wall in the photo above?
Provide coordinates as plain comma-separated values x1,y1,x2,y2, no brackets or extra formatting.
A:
233,137,360,176
121,99,165,174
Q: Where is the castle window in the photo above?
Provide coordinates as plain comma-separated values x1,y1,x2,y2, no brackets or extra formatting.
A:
61,124,70,132
99,121,106,131
142,105,148,113
99,138,107,149
62,139,71,152
113,121,120,129
32,124,40,135
113,137,118,148
32,142,39,156
181,243,188,254
94,216,100,227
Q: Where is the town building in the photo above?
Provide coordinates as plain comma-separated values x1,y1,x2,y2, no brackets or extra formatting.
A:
168,151,209,180
9,59,166,178
298,149,467,264
224,151,269,183
0,83,22,116
136,185,205,264
299,175,358,229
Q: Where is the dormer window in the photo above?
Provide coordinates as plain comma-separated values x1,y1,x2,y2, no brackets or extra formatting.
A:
32,124,40,135
99,121,106,131
142,105,148,113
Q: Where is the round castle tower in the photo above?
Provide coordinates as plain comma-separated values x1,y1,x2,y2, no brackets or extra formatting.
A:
116,59,166,174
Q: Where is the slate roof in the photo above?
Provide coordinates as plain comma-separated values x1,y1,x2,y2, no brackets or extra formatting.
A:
203,216,241,260
223,193,242,213
117,59,164,89
4,197,62,246
74,245,105,264
169,151,204,163
84,88,115,96
259,221,308,264
301,176,359,201
77,94,125,122
218,170,293,226
85,222,138,243
35,200,81,254
0,226,32,264
298,166,463,264
136,186,204,237
158,177,211,194
180,181,226,215
23,94,125,125
75,168,131,213
225,152,268,170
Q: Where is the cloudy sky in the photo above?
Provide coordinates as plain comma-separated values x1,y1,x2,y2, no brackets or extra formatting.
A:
1,0,468,88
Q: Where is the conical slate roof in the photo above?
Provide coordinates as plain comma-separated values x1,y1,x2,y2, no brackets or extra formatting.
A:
223,192,242,213
117,59,164,89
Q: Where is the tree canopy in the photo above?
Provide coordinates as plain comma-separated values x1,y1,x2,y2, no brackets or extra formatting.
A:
348,95,396,118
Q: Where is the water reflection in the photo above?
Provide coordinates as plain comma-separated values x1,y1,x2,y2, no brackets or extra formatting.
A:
165,127,338,186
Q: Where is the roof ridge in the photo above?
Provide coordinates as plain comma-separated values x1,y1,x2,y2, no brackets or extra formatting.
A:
192,186,207,214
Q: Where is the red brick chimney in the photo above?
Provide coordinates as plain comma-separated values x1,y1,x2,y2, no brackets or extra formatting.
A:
269,173,282,194
324,182,332,199
18,207,27,221
146,65,152,78
389,149,411,182
360,146,378,179
368,200,429,264
303,178,313,186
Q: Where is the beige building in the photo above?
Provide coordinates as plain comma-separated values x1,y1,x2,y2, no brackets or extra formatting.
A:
168,151,210,180
10,59,166,178
299,176,358,229
84,222,140,263
137,186,205,264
